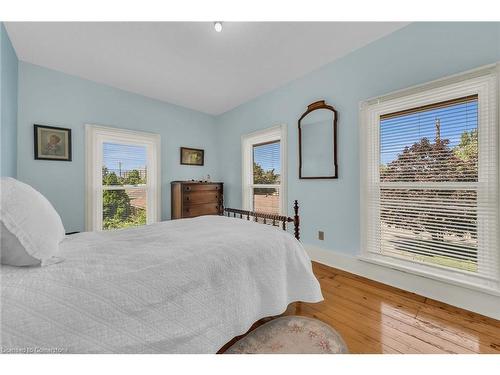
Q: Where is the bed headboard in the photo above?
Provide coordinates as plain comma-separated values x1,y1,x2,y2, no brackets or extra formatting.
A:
222,200,300,240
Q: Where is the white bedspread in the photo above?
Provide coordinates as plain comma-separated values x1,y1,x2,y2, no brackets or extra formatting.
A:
0,216,322,353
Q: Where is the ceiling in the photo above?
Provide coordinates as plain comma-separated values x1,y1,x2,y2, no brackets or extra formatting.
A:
5,22,408,115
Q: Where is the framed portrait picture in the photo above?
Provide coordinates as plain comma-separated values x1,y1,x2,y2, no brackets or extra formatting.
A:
180,147,204,166
34,124,72,161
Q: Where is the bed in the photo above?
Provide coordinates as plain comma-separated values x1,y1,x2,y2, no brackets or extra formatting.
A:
0,208,323,353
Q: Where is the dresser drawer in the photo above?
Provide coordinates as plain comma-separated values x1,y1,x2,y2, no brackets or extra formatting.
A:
182,203,220,218
171,181,223,220
183,191,221,205
182,184,221,193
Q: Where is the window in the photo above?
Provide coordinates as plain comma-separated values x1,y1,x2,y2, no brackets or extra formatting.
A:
242,125,287,215
85,125,160,231
361,66,499,293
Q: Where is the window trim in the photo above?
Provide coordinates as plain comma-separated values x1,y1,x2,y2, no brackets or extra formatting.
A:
241,125,287,215
85,124,161,231
359,63,499,295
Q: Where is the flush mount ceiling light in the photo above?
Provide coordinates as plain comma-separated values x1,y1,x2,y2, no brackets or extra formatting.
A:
214,22,223,33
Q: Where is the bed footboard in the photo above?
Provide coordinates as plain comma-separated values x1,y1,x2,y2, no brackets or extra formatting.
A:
222,200,300,240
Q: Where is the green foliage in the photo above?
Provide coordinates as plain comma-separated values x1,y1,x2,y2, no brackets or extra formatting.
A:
102,189,132,229
103,207,146,230
102,167,146,186
253,162,280,195
123,169,144,185
253,162,279,184
130,209,147,226
454,129,478,162
102,169,120,185
102,167,147,230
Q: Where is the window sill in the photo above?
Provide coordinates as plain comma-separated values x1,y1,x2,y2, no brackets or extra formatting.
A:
358,253,500,297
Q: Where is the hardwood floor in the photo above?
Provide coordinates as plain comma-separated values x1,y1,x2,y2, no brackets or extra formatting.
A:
282,262,500,354
219,262,500,354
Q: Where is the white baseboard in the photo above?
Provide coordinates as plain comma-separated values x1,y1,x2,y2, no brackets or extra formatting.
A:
304,244,500,320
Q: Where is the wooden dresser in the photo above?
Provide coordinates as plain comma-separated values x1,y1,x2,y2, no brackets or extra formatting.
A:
171,181,223,219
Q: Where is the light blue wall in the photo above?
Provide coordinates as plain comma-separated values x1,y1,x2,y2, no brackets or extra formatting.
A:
216,22,500,254
13,22,500,240
17,62,218,232
0,23,18,177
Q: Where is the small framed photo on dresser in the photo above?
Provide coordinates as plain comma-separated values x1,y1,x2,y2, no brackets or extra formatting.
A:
180,147,204,166
34,124,72,161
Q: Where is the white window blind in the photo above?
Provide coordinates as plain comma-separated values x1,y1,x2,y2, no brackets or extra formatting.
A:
361,66,499,293
242,126,287,215
86,125,161,231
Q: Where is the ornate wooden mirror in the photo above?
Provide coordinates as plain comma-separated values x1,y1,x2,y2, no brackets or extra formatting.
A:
298,100,338,179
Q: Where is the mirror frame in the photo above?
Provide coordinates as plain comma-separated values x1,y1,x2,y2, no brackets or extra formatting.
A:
298,100,338,179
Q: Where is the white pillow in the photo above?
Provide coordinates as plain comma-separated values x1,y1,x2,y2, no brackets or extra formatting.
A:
0,177,65,266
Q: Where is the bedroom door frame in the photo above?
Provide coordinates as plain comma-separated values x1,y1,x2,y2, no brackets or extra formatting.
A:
85,124,161,231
